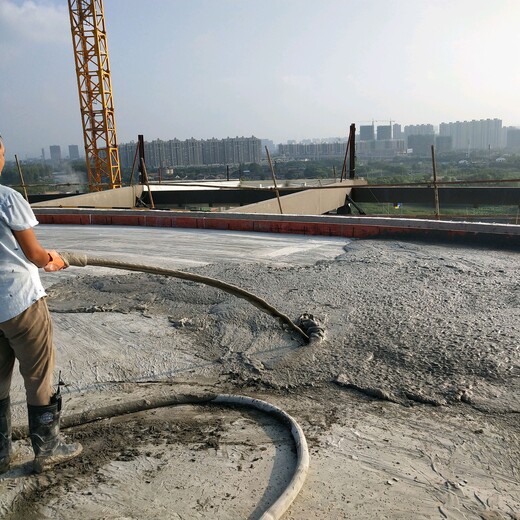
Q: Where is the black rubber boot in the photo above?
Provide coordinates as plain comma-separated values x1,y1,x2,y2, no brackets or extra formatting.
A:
0,396,12,474
27,394,82,474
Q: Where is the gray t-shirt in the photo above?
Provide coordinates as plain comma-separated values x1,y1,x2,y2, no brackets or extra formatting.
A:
0,185,46,322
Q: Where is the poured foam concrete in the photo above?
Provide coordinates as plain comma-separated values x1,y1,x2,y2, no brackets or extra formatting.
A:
1,226,518,519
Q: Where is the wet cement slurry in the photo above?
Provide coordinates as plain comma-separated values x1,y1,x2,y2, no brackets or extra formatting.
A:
1,225,518,519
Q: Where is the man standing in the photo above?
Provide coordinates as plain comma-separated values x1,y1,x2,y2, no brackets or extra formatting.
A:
0,136,82,473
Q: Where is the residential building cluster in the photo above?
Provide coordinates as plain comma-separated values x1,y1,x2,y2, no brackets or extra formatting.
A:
278,118,520,159
118,136,262,170
278,141,348,159
43,118,520,168
439,119,502,150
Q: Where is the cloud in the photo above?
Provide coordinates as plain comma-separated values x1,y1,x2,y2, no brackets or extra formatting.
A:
0,0,69,44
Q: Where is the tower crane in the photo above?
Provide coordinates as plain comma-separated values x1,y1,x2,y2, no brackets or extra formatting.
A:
68,0,122,191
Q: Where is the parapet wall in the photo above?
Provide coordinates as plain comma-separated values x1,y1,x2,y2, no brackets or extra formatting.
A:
32,208,520,249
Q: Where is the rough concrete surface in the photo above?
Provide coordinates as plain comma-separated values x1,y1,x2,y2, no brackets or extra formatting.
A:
1,226,518,519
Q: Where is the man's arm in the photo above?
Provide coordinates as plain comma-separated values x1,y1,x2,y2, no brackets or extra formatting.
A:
12,228,50,268
11,229,66,271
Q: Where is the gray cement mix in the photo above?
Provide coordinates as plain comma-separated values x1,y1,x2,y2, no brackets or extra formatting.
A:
1,226,518,519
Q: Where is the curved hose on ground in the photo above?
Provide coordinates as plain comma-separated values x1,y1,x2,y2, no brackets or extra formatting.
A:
12,392,309,520
58,251,310,343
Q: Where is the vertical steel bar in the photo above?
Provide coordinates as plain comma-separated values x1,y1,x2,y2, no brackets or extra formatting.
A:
431,144,440,220
138,135,145,185
349,123,356,179
340,134,350,182
129,141,139,186
15,155,29,202
140,157,155,209
265,146,283,214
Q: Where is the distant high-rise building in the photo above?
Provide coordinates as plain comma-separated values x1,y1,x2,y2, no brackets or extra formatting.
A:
377,125,392,140
435,135,452,154
392,124,403,139
407,134,435,156
359,125,375,141
356,139,405,158
68,145,80,160
506,128,520,150
439,119,502,151
49,145,62,165
261,139,276,156
404,124,434,137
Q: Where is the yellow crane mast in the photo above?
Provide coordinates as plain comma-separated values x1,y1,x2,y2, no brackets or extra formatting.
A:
68,0,122,191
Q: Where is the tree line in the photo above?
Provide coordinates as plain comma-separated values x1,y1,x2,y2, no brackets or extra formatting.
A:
3,152,519,195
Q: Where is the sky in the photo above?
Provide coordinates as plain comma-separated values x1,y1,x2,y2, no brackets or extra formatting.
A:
1,0,520,160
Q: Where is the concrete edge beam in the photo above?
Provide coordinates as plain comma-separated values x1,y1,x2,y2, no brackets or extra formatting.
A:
32,208,520,249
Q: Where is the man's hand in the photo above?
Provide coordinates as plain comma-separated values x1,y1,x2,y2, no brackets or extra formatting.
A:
44,250,67,272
